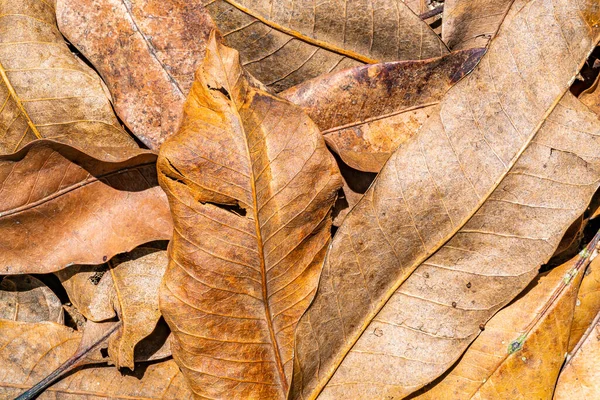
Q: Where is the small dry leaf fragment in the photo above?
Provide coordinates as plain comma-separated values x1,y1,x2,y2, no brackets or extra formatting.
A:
568,255,600,352
281,48,485,172
410,250,588,399
0,141,172,274
55,264,116,322
0,275,63,323
290,0,600,398
0,0,136,155
442,0,514,50
56,0,216,149
0,320,191,399
107,248,169,369
554,311,600,399
157,35,342,399
202,0,448,92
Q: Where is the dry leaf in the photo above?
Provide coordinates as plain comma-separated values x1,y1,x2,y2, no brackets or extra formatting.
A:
107,248,169,369
157,35,342,399
410,250,588,399
553,311,600,399
0,320,192,399
0,0,136,155
290,1,600,398
201,0,448,92
0,275,63,323
56,264,117,322
0,140,172,274
56,0,215,149
442,0,514,50
568,254,600,352
58,248,170,369
281,48,485,172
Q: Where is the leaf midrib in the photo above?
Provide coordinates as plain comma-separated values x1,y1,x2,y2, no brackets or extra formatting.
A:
213,47,289,394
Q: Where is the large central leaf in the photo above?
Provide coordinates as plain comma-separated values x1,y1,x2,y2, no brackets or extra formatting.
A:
157,36,342,399
290,0,600,399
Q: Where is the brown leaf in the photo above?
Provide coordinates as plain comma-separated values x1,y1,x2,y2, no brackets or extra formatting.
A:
568,254,600,352
57,247,171,368
56,0,215,149
201,0,448,92
0,140,172,274
0,275,63,323
410,249,589,399
281,48,485,172
554,310,600,399
442,0,514,50
107,248,170,369
157,35,342,399
0,0,136,155
56,264,116,322
0,320,192,399
290,1,600,398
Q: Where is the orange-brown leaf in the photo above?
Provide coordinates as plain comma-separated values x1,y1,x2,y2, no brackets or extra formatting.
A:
157,35,342,399
0,141,172,274
281,48,485,172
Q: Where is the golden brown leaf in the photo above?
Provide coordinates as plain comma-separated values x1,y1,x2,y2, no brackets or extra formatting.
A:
56,0,215,149
0,275,63,323
568,255,600,352
554,311,600,399
0,320,192,399
157,35,342,399
202,0,448,92
442,0,514,50
281,48,485,172
290,1,600,398
410,251,588,399
0,0,136,155
0,141,172,274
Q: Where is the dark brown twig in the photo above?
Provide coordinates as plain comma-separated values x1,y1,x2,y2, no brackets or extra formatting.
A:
419,5,444,20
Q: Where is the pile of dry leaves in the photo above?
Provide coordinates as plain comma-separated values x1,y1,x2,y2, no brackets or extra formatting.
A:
1,0,600,399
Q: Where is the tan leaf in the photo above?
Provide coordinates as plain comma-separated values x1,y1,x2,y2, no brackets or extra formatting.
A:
290,1,600,398
410,249,589,399
157,35,342,399
56,264,116,322
0,320,192,399
107,247,169,369
281,48,485,172
201,0,448,92
554,310,600,399
0,140,172,274
568,254,600,352
331,156,377,227
56,0,215,149
442,0,514,50
0,275,63,323
57,247,171,368
0,0,136,155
